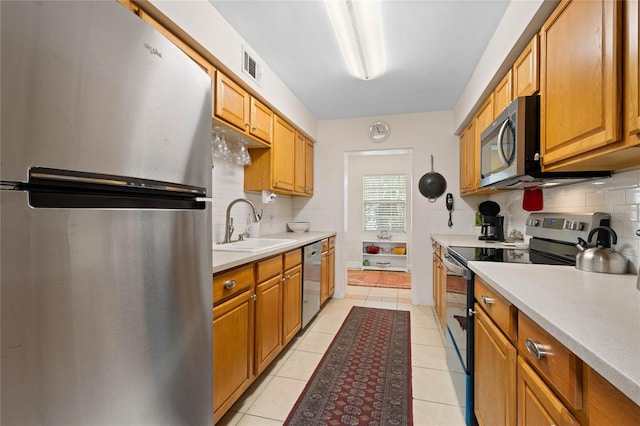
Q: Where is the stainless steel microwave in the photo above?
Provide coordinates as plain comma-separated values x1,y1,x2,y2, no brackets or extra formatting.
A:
479,95,610,189
479,96,539,188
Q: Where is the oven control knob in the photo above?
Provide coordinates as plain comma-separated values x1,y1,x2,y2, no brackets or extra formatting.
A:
526,218,540,227
565,220,585,231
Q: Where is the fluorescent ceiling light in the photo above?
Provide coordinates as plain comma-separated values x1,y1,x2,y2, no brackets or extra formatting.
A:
325,0,385,80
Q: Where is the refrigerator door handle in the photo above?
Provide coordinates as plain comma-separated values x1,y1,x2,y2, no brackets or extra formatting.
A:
0,181,23,191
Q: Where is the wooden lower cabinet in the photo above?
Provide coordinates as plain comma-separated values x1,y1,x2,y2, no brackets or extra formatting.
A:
282,264,302,345
518,356,579,426
327,247,335,297
431,243,446,330
474,304,517,426
320,238,336,305
320,250,329,305
254,274,283,375
213,289,254,423
588,366,640,426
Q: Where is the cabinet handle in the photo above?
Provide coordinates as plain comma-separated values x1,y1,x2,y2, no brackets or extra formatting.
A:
481,295,495,305
245,122,250,128
252,126,257,131
468,308,476,316
224,279,237,290
525,338,550,360
251,294,257,301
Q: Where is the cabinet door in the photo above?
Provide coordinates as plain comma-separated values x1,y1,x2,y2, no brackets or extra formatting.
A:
517,357,580,426
539,0,621,168
294,132,306,194
272,116,295,192
328,248,335,297
474,304,517,426
320,251,329,305
249,97,273,144
215,72,249,131
437,257,447,330
473,96,493,189
213,289,254,423
513,34,539,97
494,70,513,115
255,275,283,375
459,122,475,194
282,264,302,345
588,366,640,425
305,138,314,195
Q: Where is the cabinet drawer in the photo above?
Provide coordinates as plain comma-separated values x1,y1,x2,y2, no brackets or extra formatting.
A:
517,312,583,410
517,356,580,426
475,277,517,340
321,238,329,252
328,236,335,249
213,264,254,306
283,248,301,270
255,255,282,282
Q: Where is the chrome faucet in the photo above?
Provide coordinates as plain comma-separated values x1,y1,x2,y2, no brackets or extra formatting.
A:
222,198,262,244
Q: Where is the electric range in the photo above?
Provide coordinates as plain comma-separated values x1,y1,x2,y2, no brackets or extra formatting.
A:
441,212,612,426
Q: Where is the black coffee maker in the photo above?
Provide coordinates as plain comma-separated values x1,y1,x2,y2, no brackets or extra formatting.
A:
479,215,505,241
478,201,505,242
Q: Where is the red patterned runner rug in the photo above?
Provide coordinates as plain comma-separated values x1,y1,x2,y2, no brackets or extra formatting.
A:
284,307,413,425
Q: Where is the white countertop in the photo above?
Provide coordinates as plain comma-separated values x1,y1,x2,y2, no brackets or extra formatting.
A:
431,234,640,406
212,231,336,274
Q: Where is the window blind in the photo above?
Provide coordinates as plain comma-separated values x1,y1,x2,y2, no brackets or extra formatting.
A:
363,174,406,232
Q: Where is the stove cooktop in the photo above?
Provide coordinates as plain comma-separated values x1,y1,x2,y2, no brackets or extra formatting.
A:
447,245,575,266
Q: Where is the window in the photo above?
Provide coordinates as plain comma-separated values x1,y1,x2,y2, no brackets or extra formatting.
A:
363,174,406,232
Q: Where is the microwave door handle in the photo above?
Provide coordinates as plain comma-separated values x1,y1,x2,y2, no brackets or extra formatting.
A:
496,119,511,167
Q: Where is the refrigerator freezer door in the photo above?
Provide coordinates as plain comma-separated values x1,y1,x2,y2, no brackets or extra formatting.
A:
1,191,212,425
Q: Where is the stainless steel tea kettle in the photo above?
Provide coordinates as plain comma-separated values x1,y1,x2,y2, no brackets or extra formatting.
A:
576,226,628,274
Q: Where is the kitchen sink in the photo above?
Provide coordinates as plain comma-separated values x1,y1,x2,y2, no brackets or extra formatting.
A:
213,238,297,252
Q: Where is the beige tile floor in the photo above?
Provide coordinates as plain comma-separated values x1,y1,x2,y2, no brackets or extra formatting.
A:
218,285,467,426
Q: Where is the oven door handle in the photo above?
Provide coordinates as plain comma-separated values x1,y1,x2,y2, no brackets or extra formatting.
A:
442,253,472,280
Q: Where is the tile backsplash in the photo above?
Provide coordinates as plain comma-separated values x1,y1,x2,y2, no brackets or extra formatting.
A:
211,159,293,245
488,168,640,274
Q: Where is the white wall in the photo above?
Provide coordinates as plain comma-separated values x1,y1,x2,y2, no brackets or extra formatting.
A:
149,0,318,139
306,111,476,305
211,158,293,246
453,0,559,132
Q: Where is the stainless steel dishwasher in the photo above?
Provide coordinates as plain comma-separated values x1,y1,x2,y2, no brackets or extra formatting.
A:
302,241,322,328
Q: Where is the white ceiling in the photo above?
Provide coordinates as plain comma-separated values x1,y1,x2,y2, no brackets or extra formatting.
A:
209,0,510,120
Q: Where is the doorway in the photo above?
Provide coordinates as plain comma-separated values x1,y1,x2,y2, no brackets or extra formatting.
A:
343,149,413,294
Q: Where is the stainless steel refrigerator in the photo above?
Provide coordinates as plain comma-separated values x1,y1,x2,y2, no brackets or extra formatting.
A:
1,1,213,424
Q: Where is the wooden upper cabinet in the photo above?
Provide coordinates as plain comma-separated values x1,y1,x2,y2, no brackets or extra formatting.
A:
473,96,494,189
215,72,250,131
459,122,476,194
539,0,621,169
249,97,273,144
621,0,640,168
513,34,540,97
493,70,513,115
294,132,307,194
214,71,273,145
304,138,314,196
272,116,295,192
